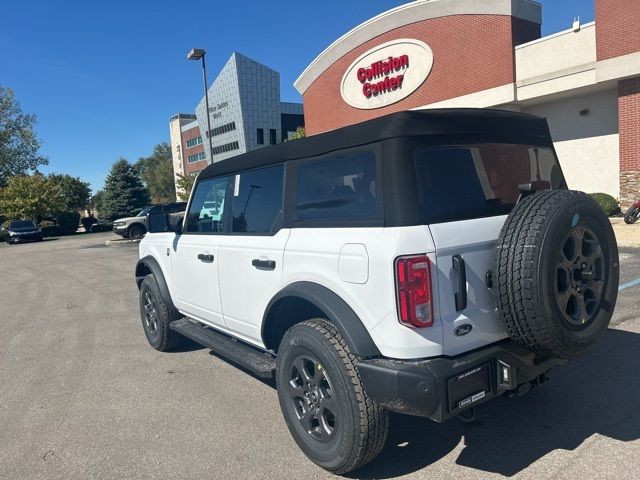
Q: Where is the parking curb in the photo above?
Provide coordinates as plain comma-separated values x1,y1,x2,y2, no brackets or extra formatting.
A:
105,238,141,247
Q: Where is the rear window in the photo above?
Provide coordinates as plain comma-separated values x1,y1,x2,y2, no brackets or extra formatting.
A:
414,144,564,223
296,150,377,220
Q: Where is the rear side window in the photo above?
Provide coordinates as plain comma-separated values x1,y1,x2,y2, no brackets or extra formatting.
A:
185,177,229,233
296,150,377,220
231,165,284,234
414,144,564,223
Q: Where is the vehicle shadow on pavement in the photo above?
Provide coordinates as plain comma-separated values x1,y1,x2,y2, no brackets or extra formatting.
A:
171,337,206,353
351,328,640,479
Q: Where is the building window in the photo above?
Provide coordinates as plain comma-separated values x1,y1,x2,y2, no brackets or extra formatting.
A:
211,141,240,156
186,136,203,148
188,152,207,163
270,129,277,145
257,128,264,145
206,121,236,138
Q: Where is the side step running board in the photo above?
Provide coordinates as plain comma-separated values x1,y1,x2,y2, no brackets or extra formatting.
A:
170,318,276,379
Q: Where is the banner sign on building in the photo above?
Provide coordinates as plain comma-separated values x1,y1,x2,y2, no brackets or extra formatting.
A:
340,39,434,110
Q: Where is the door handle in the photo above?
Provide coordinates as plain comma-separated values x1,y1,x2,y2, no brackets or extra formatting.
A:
197,253,214,263
452,255,467,311
252,259,276,270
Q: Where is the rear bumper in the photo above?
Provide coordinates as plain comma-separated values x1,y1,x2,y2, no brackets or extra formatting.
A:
357,340,566,422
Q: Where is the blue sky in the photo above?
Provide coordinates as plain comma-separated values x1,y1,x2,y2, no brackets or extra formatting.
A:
1,0,594,192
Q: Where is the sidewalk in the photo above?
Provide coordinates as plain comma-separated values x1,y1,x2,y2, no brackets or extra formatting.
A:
611,217,640,248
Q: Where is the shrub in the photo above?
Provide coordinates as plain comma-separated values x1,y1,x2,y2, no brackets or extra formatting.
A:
55,211,81,235
589,193,621,216
41,225,64,237
0,229,6,242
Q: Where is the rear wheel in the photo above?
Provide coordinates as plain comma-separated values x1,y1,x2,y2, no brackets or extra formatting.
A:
624,206,639,224
276,319,388,474
139,275,180,351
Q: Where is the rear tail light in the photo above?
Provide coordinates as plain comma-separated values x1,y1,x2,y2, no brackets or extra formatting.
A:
395,255,434,328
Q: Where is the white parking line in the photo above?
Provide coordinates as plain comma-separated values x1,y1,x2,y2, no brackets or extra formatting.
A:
619,277,640,291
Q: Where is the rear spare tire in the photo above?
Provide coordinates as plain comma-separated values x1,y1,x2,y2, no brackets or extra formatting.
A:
494,190,619,359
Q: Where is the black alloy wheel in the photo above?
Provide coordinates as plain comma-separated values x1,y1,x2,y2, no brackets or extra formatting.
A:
555,226,605,326
287,355,337,442
143,289,160,342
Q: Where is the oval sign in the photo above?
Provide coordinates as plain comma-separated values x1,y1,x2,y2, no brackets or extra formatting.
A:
454,324,474,337
340,38,434,110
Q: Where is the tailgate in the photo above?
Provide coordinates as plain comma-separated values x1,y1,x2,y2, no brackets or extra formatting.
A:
429,216,508,356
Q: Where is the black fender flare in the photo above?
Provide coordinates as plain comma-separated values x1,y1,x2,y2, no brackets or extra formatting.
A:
135,256,176,310
262,281,381,358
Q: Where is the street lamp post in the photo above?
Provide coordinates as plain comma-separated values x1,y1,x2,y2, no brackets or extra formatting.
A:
187,48,214,165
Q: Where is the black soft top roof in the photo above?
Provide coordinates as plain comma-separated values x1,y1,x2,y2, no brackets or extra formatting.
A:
198,109,552,180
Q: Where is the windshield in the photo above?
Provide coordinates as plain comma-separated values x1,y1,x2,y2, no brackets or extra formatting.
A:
414,144,565,223
136,206,153,217
10,220,36,229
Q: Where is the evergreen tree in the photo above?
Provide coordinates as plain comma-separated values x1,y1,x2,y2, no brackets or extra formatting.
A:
101,158,150,220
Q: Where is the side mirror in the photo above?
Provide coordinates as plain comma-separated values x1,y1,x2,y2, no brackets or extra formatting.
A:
147,212,170,233
175,216,183,235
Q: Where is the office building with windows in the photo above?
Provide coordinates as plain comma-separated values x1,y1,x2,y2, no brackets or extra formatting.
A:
169,52,304,197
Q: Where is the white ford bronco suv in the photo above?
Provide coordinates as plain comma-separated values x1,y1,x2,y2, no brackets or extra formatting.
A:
135,109,619,474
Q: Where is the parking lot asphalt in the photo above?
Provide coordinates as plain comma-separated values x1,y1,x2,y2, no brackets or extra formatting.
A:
1,233,640,480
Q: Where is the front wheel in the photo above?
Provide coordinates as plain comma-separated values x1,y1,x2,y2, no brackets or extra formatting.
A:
276,319,388,474
139,275,181,351
129,224,146,239
624,206,639,224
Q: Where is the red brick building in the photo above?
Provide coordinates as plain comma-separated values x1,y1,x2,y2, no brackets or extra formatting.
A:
295,0,640,206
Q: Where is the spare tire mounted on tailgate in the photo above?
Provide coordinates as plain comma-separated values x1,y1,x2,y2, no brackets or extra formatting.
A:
494,190,619,359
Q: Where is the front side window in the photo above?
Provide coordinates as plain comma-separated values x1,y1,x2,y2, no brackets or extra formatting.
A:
185,177,229,233
414,144,565,223
296,150,378,220
231,165,284,234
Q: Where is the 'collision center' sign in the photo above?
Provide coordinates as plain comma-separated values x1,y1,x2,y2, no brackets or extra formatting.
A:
341,39,434,110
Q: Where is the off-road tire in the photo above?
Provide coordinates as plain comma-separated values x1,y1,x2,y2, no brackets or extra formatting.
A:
139,275,180,351
624,206,639,225
276,319,388,474
494,190,619,359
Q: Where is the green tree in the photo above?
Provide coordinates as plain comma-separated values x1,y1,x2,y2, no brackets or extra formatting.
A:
0,174,64,222
101,158,150,221
176,173,197,202
287,126,305,141
47,174,91,211
91,190,105,216
0,86,48,186
135,142,176,203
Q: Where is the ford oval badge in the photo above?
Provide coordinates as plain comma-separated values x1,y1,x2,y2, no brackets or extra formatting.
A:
454,324,473,337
